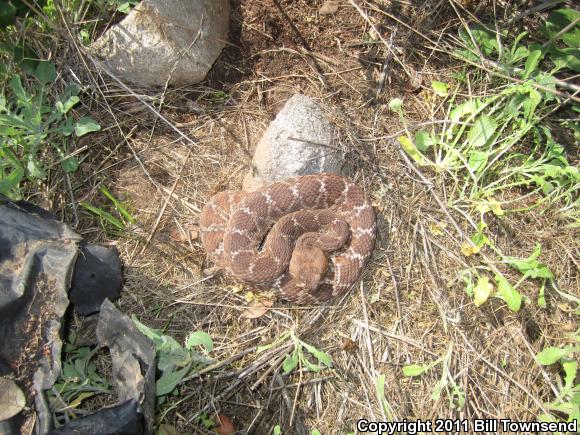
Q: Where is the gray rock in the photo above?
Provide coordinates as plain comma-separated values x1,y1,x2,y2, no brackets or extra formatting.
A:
243,94,344,191
91,0,229,87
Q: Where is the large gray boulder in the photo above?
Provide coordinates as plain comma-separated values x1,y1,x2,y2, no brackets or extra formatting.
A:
91,0,230,86
243,94,344,191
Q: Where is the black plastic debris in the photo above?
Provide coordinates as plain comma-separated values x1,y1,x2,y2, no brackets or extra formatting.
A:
70,242,123,316
49,301,156,435
0,195,154,434
47,400,144,435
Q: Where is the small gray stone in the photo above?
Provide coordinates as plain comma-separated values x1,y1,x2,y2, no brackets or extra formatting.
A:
243,94,344,191
91,0,229,87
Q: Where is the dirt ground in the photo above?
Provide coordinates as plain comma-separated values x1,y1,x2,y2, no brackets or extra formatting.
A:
44,0,580,433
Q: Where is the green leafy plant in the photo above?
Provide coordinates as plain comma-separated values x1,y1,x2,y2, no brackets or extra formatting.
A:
132,317,214,399
0,62,101,197
403,345,465,411
375,374,394,421
399,13,579,222
257,330,333,374
195,412,216,431
47,342,111,426
536,344,580,429
81,186,135,231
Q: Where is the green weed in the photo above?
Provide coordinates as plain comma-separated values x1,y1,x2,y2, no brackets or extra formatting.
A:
536,342,580,430
403,345,465,411
257,330,333,374
81,186,135,231
132,317,214,399
0,61,100,198
396,9,579,221
47,339,111,427
393,9,579,313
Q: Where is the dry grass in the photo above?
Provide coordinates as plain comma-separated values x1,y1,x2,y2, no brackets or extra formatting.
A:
27,0,579,433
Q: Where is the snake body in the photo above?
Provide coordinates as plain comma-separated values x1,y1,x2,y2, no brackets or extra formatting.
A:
199,174,376,303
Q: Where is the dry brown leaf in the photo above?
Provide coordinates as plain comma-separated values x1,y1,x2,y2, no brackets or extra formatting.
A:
213,414,236,435
242,299,274,319
342,338,358,352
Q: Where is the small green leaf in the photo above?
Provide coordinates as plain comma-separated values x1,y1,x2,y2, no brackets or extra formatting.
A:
523,49,543,79
467,150,489,173
156,364,191,396
34,61,57,84
537,281,547,308
542,9,580,48
399,135,425,165
74,116,101,136
56,95,80,114
473,276,493,307
403,363,430,377
311,430,321,435
562,359,577,389
505,244,555,279
467,115,498,147
61,156,79,173
536,346,578,365
431,81,448,97
185,331,213,352
470,231,491,249
80,29,90,44
465,25,499,56
27,159,46,178
116,1,133,14
495,274,522,312
547,46,580,73
301,354,325,372
414,130,436,151
282,351,299,374
431,377,446,401
301,342,333,368
388,98,404,116
450,99,483,124
273,425,282,435
81,202,125,230
9,75,27,101
0,165,24,197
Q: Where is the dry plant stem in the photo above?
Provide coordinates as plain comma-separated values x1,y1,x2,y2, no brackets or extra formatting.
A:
86,54,202,150
139,149,192,255
182,347,257,383
455,327,550,415
274,374,308,435
366,0,580,101
396,144,510,282
501,0,570,27
385,252,402,320
348,0,412,79
65,173,79,227
359,282,377,376
351,319,438,357
250,353,286,390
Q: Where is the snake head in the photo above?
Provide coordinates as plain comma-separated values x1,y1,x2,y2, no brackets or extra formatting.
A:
289,245,328,292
